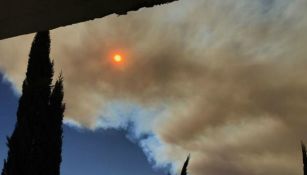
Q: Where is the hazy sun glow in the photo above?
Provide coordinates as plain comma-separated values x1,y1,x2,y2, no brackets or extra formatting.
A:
113,54,123,63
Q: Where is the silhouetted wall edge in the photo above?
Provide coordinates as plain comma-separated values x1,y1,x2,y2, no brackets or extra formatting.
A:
0,0,177,40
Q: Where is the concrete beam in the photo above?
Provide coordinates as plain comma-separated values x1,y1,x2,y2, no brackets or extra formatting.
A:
0,0,177,40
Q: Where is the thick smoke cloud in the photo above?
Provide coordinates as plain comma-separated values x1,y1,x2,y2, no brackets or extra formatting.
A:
1,0,307,175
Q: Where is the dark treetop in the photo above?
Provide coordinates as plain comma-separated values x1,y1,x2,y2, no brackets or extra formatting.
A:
1,31,64,175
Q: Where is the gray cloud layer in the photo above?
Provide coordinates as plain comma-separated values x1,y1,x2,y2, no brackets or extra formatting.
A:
1,0,307,175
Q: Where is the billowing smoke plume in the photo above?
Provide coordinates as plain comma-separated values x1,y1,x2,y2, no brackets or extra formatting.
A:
1,0,307,175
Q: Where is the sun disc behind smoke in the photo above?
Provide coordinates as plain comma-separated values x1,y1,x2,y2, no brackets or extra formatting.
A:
113,54,123,63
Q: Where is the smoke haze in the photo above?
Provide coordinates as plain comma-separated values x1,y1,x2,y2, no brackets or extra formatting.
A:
1,0,307,174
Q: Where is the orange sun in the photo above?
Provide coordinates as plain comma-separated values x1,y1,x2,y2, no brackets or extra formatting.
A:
113,54,123,63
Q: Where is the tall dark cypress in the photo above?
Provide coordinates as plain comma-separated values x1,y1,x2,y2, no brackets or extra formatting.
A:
1,31,64,175
47,75,65,175
302,142,307,175
180,155,190,175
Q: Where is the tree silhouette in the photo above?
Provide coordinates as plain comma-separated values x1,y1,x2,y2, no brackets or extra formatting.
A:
1,31,64,175
180,155,190,175
47,74,65,175
302,142,307,175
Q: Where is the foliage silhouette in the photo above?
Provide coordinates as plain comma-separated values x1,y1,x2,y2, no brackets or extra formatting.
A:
302,142,307,175
1,31,64,175
180,155,190,175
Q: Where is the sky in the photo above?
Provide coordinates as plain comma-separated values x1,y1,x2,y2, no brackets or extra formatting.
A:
0,0,307,175
0,73,168,175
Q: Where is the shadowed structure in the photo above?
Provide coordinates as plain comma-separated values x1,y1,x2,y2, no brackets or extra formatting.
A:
0,0,177,40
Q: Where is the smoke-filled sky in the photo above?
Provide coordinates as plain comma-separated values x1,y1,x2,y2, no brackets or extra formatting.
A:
1,0,307,175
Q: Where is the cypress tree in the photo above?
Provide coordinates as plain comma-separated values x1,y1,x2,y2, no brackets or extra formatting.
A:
180,155,190,175
302,142,307,175
47,75,65,175
1,31,64,175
